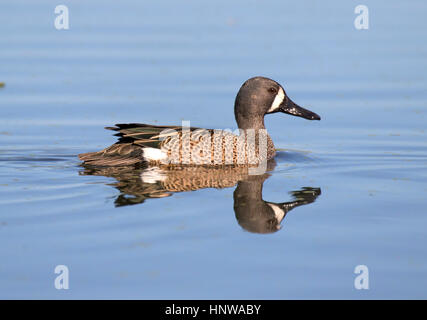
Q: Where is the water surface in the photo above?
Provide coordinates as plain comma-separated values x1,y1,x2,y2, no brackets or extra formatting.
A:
1,0,426,299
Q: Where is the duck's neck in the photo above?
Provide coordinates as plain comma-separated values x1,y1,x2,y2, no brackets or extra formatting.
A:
236,114,265,130
236,116,276,159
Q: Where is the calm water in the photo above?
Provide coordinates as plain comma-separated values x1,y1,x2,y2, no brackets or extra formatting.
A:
1,0,426,299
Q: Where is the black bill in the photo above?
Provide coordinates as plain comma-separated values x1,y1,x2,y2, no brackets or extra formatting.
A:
280,98,321,120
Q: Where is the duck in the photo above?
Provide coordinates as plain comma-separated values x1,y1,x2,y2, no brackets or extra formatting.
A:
78,76,320,167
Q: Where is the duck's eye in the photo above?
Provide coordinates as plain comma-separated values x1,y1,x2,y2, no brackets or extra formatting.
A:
268,87,277,94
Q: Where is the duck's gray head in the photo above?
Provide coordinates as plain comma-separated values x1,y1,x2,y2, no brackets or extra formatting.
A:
234,76,320,129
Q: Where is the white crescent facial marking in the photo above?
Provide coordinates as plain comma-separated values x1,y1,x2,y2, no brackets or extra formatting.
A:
267,87,285,113
267,203,285,222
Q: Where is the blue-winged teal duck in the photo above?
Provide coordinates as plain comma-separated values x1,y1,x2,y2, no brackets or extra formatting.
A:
79,76,320,167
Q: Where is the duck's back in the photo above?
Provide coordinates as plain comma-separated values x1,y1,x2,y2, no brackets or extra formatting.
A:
78,123,273,167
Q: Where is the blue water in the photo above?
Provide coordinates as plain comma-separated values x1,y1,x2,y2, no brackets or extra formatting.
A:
1,0,426,299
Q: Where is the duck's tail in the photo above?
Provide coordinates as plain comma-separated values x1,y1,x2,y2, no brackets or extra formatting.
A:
78,143,144,166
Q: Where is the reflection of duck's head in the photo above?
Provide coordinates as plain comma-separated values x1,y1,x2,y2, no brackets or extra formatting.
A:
79,162,321,234
233,175,321,234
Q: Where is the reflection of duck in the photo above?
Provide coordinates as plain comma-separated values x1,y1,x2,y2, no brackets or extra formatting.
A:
81,164,251,206
79,161,321,234
234,175,320,234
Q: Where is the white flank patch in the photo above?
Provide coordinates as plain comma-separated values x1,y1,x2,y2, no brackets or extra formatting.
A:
267,87,285,113
268,203,285,222
140,167,167,184
143,147,168,161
